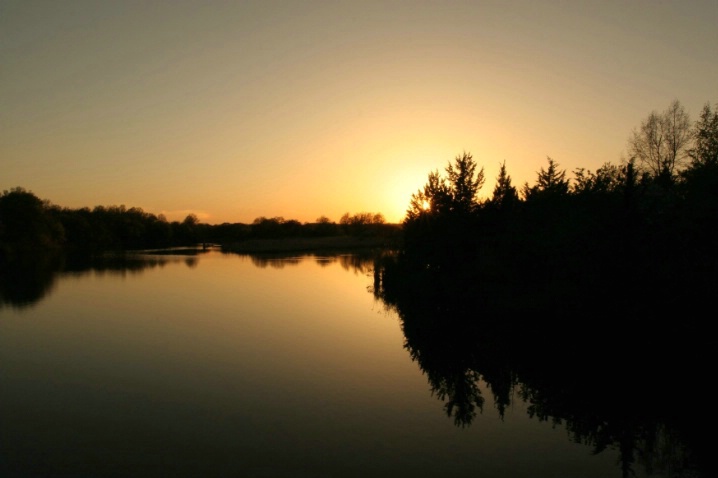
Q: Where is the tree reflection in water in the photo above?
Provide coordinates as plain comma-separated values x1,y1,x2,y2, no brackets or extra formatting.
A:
2,248,706,477
0,249,384,309
372,253,707,478
240,249,381,274
0,249,205,309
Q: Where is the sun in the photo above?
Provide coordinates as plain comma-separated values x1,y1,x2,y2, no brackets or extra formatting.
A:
422,200,430,211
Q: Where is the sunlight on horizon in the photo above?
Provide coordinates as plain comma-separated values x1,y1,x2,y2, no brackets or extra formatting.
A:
1,1,716,225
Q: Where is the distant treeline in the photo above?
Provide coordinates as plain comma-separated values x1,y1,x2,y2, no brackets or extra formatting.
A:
0,189,397,258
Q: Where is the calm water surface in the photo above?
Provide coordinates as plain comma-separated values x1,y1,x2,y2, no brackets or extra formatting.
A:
1,250,653,477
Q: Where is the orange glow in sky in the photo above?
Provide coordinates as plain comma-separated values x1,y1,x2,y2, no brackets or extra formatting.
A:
2,1,717,224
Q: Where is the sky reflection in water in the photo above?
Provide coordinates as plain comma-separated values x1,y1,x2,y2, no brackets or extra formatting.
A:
1,251,628,477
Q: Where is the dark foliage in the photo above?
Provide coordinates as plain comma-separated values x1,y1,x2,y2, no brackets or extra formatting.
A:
0,188,397,259
374,100,717,477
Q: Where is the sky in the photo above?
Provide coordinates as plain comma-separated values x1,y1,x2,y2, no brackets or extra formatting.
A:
2,1,717,224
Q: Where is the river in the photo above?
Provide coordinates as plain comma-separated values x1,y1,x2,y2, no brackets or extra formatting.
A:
0,248,697,477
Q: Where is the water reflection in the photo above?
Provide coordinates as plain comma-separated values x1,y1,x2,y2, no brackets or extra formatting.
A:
1,249,706,477
230,249,382,274
372,254,706,478
0,250,204,309
0,252,63,309
0,248,384,309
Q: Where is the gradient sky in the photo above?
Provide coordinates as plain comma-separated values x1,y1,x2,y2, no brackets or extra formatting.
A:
2,1,716,224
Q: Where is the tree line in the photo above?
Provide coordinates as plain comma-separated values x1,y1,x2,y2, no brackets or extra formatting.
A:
381,99,718,318
371,99,716,476
403,101,718,306
0,188,395,259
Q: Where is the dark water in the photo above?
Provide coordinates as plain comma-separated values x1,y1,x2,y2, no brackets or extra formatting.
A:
0,249,699,477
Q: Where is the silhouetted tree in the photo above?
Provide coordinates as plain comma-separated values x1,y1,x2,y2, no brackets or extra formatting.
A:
688,102,718,168
403,153,486,265
678,103,718,291
251,216,286,238
628,99,691,178
183,213,199,226
0,187,64,253
406,170,451,220
489,160,518,209
407,153,485,219
281,219,303,237
522,157,570,200
572,162,624,196
406,153,485,221
340,212,385,236
303,216,339,237
445,151,484,214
